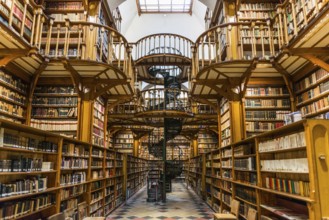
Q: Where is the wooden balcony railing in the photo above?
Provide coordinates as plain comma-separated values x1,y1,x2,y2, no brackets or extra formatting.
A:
138,88,191,113
40,20,133,78
193,21,278,77
131,33,194,61
274,0,329,47
0,0,47,47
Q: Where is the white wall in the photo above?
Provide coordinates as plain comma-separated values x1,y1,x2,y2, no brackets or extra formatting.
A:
119,0,207,42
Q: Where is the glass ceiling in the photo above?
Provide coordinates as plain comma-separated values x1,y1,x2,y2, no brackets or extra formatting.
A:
137,0,192,14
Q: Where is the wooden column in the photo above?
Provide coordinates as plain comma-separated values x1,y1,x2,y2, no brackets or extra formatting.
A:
79,99,94,143
133,138,139,157
192,136,199,157
229,101,244,143
122,154,127,201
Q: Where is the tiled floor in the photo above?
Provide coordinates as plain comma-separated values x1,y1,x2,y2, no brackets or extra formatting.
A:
106,181,214,220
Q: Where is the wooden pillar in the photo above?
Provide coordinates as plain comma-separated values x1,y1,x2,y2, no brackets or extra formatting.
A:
229,101,244,143
122,154,127,201
79,99,93,142
133,138,139,157
193,136,199,157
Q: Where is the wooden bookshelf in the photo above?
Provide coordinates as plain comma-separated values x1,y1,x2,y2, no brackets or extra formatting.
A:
237,2,276,22
126,155,148,199
186,155,203,196
244,84,292,137
113,130,134,154
294,67,329,119
198,130,218,154
191,119,329,220
31,85,78,138
0,69,28,123
92,97,105,148
0,119,130,219
220,97,231,147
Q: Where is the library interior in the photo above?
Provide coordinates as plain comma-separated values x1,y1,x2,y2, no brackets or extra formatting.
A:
0,0,329,219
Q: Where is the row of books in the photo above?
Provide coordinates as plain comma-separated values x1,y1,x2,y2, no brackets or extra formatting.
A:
245,99,290,108
91,160,102,168
60,184,86,200
0,70,27,94
92,148,103,157
300,95,329,116
240,3,275,10
0,158,54,172
221,110,230,123
32,107,78,117
246,87,288,96
0,100,25,117
92,170,103,179
92,134,104,147
259,131,306,152
34,86,76,95
0,194,53,219
50,13,85,21
30,119,78,131
33,97,78,106
93,117,104,129
1,130,58,152
91,191,102,202
222,159,232,168
264,177,310,197
63,143,89,157
61,158,88,169
246,121,284,132
60,172,86,186
0,177,48,198
297,81,329,104
260,158,309,173
94,100,105,114
61,198,78,210
238,11,276,20
234,144,254,156
234,157,256,171
235,171,257,185
236,186,256,203
294,68,328,92
0,85,26,105
45,2,84,10
245,110,290,120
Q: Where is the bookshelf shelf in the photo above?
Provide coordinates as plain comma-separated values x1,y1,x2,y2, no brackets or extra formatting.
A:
296,89,329,107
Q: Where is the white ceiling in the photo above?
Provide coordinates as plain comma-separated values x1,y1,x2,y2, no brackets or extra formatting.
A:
117,0,210,42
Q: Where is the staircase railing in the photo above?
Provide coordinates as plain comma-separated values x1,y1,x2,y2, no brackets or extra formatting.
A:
138,88,191,113
131,33,194,60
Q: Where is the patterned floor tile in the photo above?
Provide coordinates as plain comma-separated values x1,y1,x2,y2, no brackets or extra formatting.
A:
106,181,214,220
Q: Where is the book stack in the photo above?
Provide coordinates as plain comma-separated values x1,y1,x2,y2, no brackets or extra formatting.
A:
264,177,310,196
0,177,48,197
60,172,86,186
0,157,54,172
259,131,306,152
60,184,86,200
260,158,309,173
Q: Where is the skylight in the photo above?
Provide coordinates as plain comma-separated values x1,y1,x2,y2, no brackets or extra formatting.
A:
137,0,193,14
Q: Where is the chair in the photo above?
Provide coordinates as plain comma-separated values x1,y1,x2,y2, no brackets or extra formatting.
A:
47,213,65,220
214,199,240,220
246,208,257,220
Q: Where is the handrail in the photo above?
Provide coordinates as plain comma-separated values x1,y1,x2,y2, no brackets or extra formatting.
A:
131,33,194,61
40,20,133,78
0,0,47,48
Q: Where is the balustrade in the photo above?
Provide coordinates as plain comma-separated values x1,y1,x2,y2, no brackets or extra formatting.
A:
138,88,191,113
0,0,46,47
131,33,193,61
40,20,133,77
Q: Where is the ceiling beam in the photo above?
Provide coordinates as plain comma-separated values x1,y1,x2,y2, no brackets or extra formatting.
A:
287,47,329,56
62,60,83,97
299,54,329,73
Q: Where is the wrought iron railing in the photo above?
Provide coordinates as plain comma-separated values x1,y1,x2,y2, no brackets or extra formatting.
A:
131,33,194,60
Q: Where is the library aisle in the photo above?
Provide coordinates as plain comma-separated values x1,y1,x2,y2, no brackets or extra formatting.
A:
107,181,214,220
